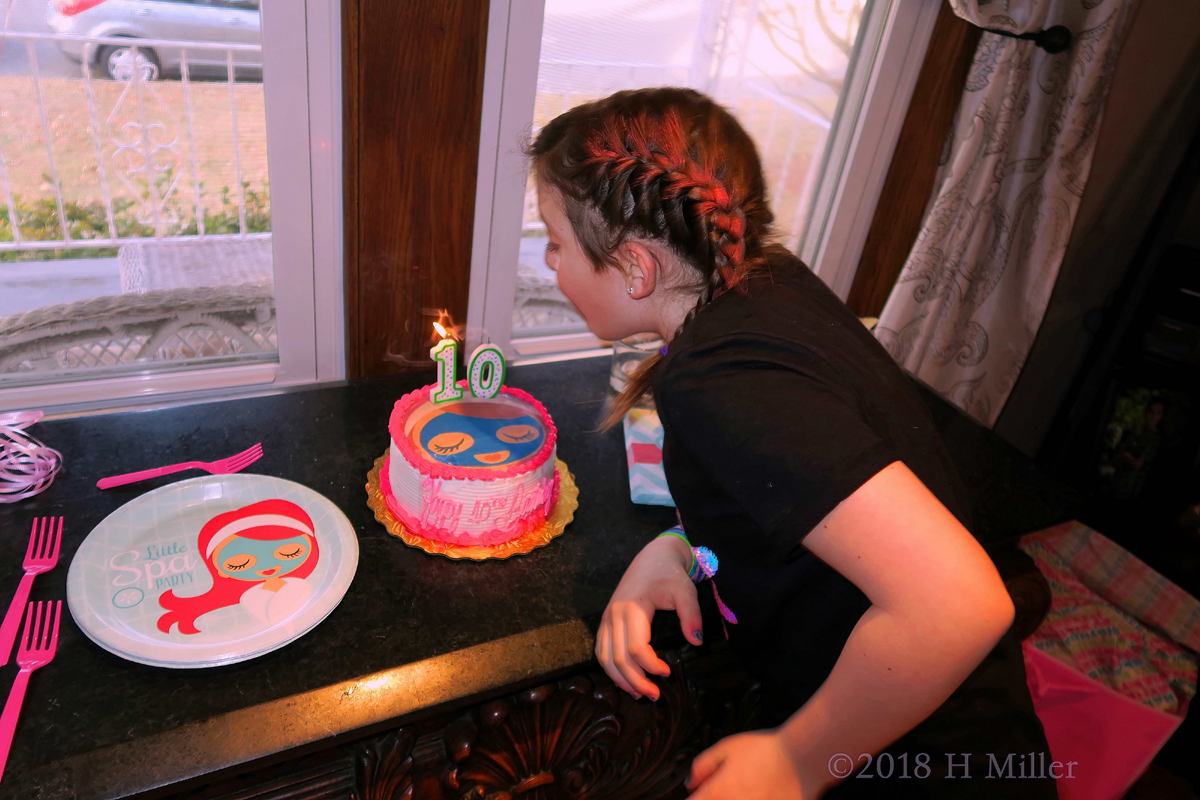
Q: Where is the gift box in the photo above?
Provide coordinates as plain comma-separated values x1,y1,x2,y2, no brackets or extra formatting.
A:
623,407,674,506
1022,642,1184,800
1019,522,1198,800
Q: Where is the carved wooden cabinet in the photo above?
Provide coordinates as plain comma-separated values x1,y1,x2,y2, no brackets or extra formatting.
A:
163,644,759,800
159,560,1051,800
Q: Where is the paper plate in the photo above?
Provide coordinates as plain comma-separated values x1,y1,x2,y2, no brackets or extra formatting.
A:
67,474,359,668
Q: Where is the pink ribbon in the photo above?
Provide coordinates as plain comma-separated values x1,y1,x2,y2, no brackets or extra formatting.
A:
0,412,63,504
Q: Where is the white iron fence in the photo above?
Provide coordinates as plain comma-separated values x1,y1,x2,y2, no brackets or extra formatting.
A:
0,30,268,253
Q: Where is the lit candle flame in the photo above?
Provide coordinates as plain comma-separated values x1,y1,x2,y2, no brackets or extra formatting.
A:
433,322,448,338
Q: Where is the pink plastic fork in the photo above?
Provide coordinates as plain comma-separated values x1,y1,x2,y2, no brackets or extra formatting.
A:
96,443,264,490
0,601,61,779
0,518,62,666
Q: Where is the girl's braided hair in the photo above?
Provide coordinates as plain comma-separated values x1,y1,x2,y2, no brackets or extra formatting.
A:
527,88,774,429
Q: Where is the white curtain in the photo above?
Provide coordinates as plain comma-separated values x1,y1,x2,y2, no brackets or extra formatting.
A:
875,0,1135,426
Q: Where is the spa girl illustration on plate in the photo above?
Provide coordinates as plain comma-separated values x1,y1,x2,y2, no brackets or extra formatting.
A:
157,499,321,635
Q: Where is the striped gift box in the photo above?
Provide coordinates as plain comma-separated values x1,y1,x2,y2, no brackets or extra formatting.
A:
623,407,674,506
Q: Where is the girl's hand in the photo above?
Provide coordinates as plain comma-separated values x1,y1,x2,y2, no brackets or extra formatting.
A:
686,732,810,799
596,534,703,699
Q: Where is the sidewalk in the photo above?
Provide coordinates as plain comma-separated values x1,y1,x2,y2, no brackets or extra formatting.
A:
0,258,120,318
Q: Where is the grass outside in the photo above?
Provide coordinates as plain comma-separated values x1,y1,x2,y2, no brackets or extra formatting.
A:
0,74,270,257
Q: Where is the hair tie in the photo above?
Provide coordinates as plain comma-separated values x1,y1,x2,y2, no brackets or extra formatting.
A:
0,412,63,504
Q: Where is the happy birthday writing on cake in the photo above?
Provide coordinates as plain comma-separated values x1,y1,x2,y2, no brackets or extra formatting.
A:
419,477,555,533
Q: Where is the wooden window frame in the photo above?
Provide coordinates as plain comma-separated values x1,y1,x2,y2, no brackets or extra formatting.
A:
341,0,489,379
846,1,982,317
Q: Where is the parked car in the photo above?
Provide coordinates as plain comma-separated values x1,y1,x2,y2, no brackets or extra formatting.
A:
48,0,262,81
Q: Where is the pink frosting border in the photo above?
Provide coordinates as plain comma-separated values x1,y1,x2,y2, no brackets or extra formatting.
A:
379,454,561,547
388,382,558,483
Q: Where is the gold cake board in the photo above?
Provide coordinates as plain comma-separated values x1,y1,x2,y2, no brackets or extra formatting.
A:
366,453,579,561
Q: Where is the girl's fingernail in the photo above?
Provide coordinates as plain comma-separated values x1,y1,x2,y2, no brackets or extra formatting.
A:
632,692,641,700
694,630,704,642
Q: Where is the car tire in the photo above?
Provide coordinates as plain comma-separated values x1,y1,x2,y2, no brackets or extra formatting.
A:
99,43,161,82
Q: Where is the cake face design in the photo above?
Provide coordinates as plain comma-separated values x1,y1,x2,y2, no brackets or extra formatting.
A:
414,404,545,467
387,385,560,547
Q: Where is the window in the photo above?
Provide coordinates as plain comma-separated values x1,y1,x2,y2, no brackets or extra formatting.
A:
0,0,342,413
207,1,262,10
468,0,940,361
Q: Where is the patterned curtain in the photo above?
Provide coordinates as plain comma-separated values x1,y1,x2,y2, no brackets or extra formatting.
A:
874,0,1136,427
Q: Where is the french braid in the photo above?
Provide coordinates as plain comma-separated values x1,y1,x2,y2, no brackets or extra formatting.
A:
582,111,750,296
527,88,774,429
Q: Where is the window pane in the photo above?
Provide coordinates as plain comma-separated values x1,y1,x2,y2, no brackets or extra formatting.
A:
0,0,273,386
515,0,869,339
204,0,261,9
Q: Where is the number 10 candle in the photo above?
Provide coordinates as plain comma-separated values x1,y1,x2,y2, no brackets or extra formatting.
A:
430,328,507,404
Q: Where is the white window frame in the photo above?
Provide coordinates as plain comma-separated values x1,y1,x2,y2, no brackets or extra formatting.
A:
467,0,941,361
0,0,344,415
800,0,941,301
466,0,548,361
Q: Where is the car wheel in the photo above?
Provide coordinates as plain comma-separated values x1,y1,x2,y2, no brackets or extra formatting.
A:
99,43,161,82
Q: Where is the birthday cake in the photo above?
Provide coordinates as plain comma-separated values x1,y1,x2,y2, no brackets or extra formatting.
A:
381,381,559,547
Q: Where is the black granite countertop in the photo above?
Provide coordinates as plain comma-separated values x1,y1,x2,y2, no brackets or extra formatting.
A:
0,357,1081,799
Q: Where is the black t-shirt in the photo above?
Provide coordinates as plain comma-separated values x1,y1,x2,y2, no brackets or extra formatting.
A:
654,247,1055,799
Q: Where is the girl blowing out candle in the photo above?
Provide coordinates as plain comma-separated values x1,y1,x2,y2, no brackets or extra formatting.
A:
527,89,1054,799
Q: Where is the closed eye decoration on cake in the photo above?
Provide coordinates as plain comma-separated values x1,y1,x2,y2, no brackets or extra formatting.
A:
427,432,474,455
415,404,545,467
497,424,538,443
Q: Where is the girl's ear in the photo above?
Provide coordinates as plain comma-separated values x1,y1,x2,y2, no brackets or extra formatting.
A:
618,241,659,300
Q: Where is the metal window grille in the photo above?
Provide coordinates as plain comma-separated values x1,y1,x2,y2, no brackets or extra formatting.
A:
0,30,268,253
